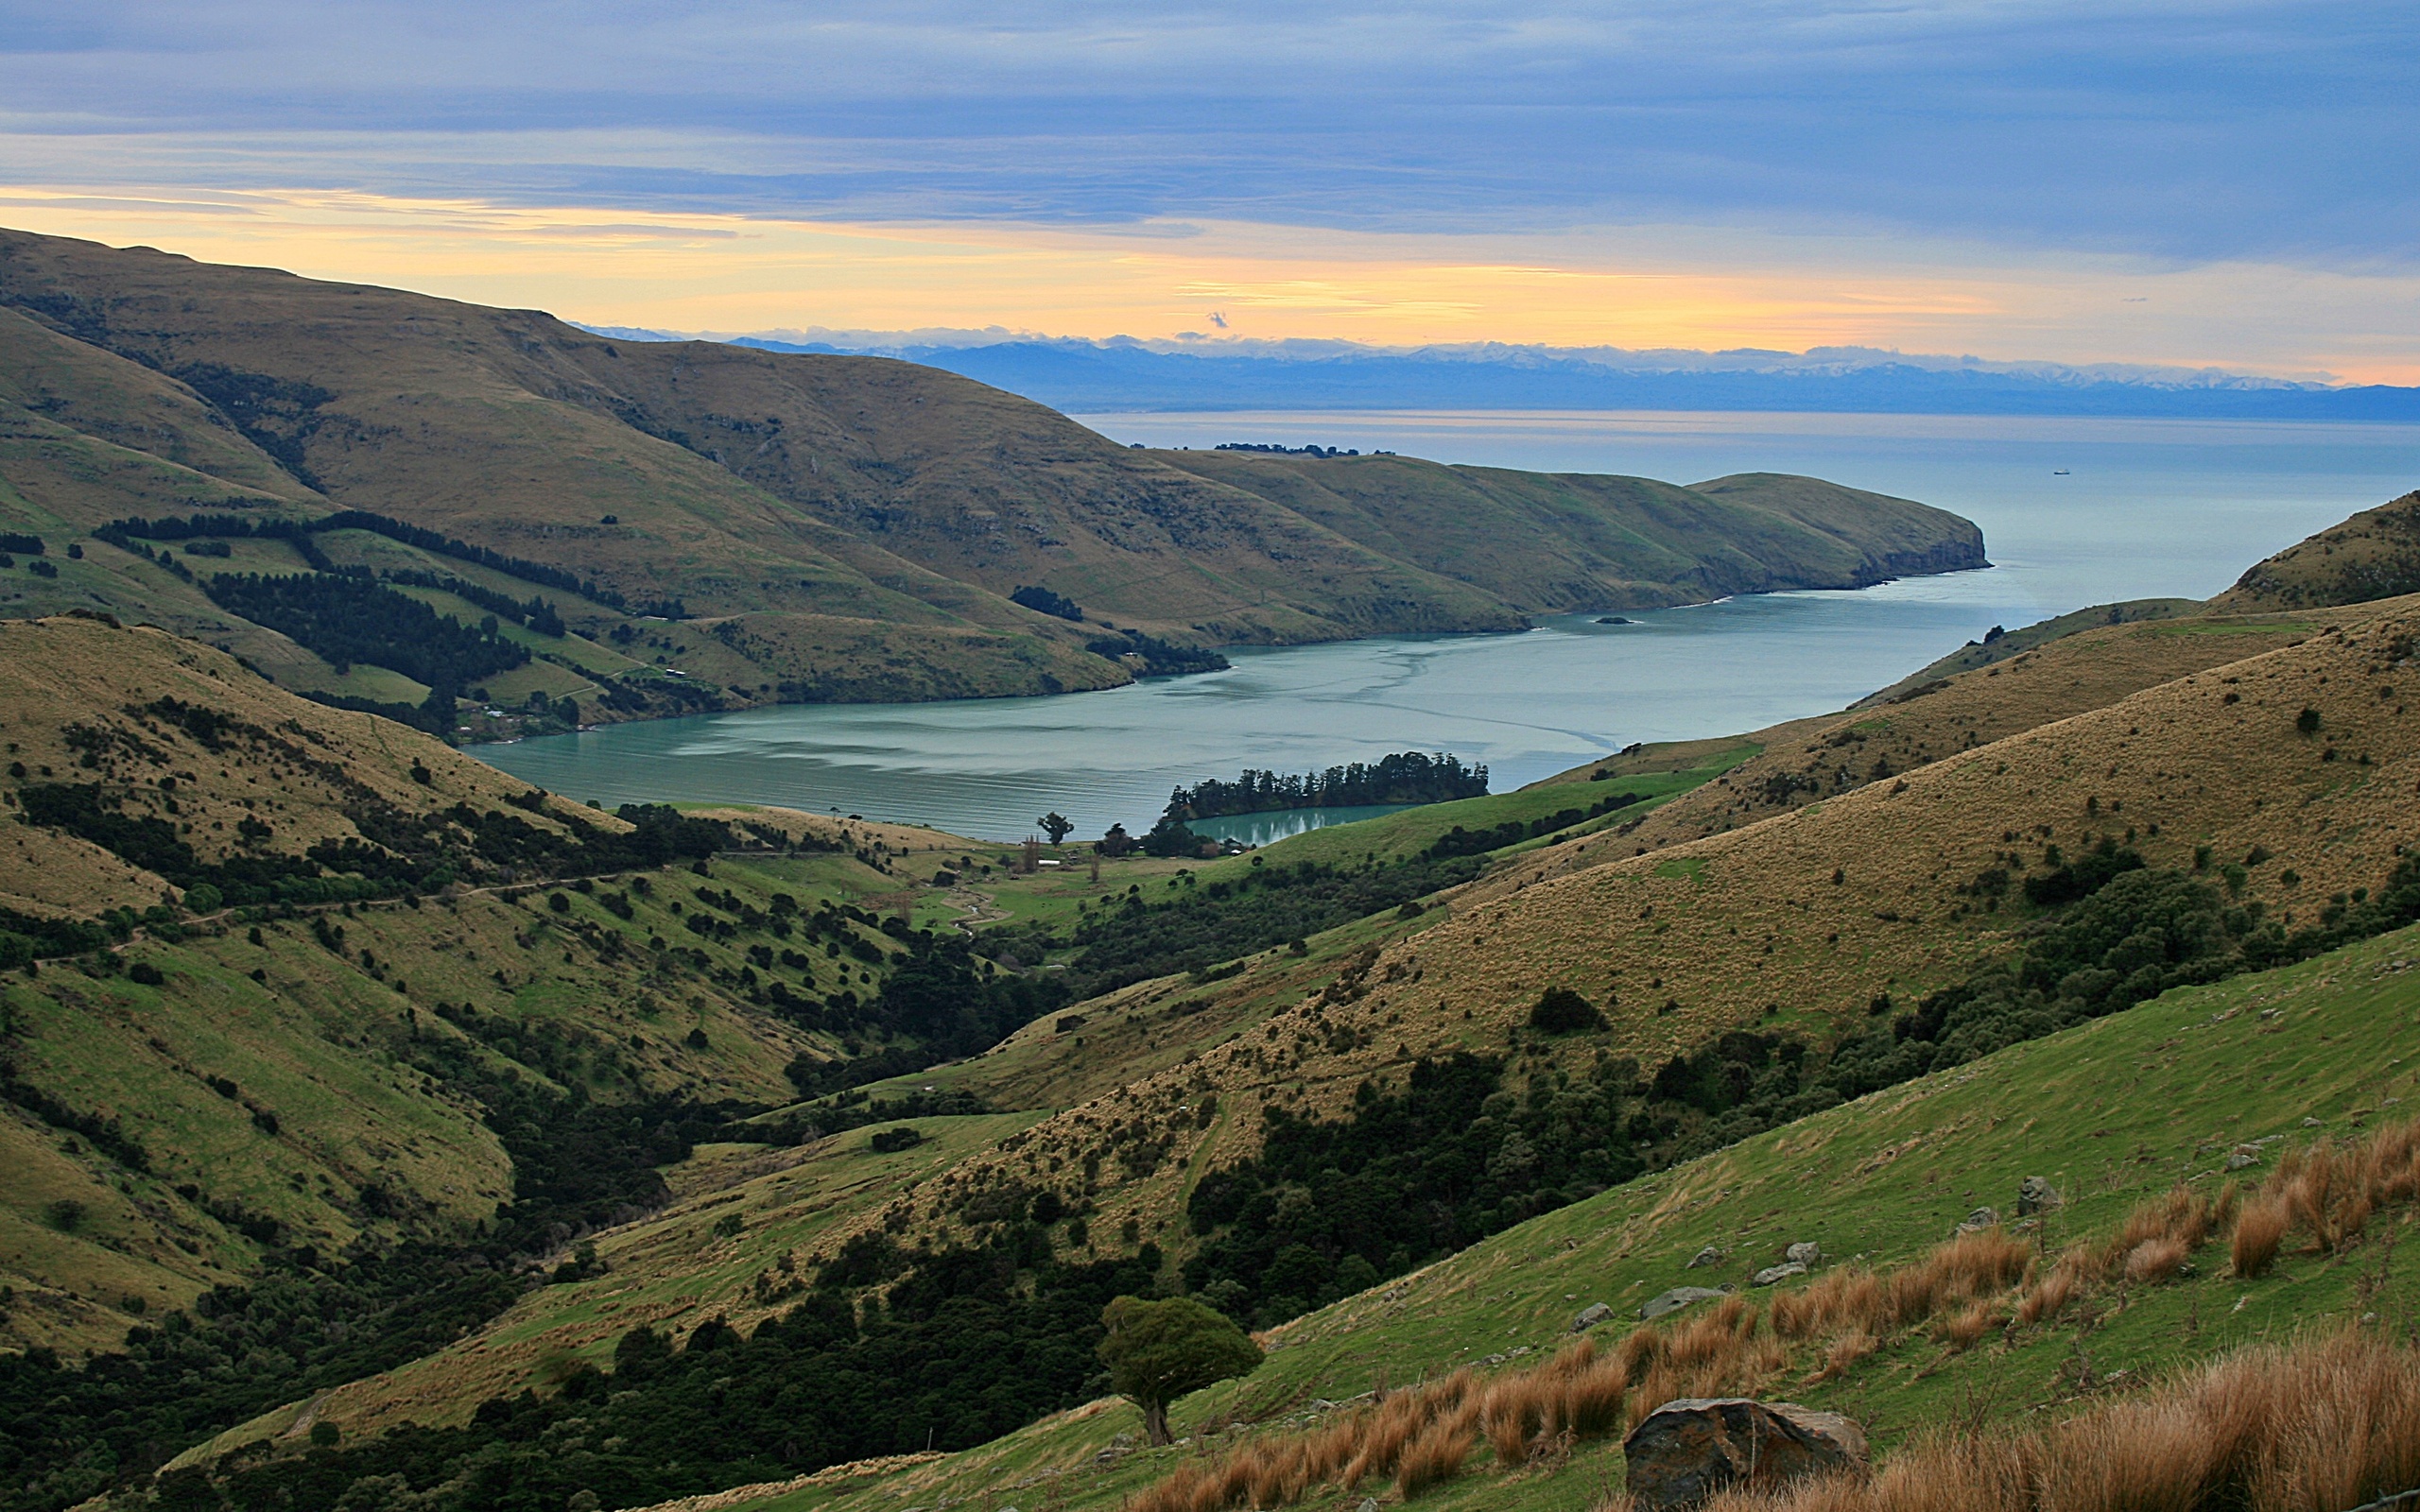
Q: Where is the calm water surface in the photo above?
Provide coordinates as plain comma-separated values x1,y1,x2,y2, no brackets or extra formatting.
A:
475,410,2419,840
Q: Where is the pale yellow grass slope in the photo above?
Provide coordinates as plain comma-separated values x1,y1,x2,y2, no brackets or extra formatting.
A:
0,614,626,914
2211,490,2420,613
821,598,2419,1273
1585,611,2315,861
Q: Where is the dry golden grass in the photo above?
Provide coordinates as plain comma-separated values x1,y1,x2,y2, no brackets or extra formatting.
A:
2231,1196,2291,1278
2014,1255,2085,1326
0,616,623,915
2226,1115,2420,1268
1691,1332,2420,1512
1134,1112,2420,1512
2122,1236,2190,1284
2210,490,2420,614
1600,610,2317,859
874,600,2420,1271
1136,1221,2058,1509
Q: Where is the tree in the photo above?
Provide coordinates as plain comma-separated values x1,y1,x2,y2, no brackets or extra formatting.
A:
1097,1295,1263,1445
1529,987,1605,1034
1140,814,1200,858
1040,811,1076,845
1097,823,1135,858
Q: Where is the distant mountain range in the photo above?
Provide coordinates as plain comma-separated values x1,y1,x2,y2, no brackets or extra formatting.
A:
579,326,2420,421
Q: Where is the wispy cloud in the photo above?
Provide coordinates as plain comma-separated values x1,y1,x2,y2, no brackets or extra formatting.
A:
0,2,2409,370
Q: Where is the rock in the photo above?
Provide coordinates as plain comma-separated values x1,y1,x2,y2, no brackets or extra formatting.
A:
1624,1398,1870,1510
1785,1242,1822,1266
2304,1116,2326,1127
1686,1245,1727,1269
1752,1263,1807,1287
1639,1286,1729,1320
1572,1301,1614,1332
2016,1177,2061,1215
2227,1145,2263,1171
1954,1206,2001,1235
1358,1500,1383,1512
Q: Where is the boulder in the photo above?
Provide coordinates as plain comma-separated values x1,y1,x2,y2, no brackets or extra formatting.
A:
1572,1301,1615,1332
2016,1177,2061,1215
1685,1245,1727,1269
1954,1206,2001,1235
2227,1145,2263,1171
1751,1262,1806,1287
1639,1286,1728,1320
1624,1398,1869,1511
1785,1242,1822,1266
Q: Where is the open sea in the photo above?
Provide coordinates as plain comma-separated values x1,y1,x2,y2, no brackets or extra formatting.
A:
472,410,2420,841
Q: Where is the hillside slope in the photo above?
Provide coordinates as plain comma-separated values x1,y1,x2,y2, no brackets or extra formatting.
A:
720,917,2420,1512
2210,489,2420,612
846,593,2416,1280
1150,454,1985,612
10,542,2420,1510
0,617,1047,1362
0,228,1987,712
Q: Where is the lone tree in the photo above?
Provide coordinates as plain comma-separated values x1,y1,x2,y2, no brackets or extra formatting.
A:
1097,1296,1263,1446
1040,811,1076,845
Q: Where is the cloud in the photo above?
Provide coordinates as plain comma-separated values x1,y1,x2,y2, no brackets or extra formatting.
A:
0,0,2409,267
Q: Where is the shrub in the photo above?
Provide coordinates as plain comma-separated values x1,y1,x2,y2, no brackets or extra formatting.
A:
1528,987,1606,1035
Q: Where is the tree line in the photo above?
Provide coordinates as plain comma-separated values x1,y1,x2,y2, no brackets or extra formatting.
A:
1164,751,1487,821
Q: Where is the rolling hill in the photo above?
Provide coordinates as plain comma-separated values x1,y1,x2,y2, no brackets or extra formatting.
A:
0,228,1985,730
5,490,2418,1507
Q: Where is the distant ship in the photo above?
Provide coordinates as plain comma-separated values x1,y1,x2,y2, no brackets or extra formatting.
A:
2053,468,2071,475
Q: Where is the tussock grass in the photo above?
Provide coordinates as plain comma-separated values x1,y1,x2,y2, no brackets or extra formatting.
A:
1134,1225,2048,1508
2231,1195,2291,1278
1685,1332,2420,1512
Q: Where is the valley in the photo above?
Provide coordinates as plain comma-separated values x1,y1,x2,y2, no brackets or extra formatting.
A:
2,229,2419,1512
0,487,2415,1511
0,229,1987,740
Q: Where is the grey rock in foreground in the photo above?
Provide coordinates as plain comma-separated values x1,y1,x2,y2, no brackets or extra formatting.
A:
1624,1398,1869,1510
1955,1206,2001,1235
1686,1245,1727,1269
1640,1286,1729,1320
1572,1301,1614,1332
1785,1241,1822,1266
1752,1262,1806,1286
2017,1176,2061,1214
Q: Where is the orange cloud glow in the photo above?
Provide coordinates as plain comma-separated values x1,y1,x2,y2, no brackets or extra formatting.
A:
1,185,2414,383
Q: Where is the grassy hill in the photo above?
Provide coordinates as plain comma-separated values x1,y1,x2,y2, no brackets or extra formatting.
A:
0,617,1075,1367
0,227,1986,723
700,915,2420,1512
9,500,2420,1512
2210,489,2420,613
1149,455,1985,614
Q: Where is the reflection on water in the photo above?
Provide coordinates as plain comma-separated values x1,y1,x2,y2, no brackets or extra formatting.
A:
472,410,2420,842
1184,804,1419,847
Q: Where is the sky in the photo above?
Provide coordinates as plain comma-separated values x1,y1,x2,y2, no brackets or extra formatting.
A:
1,1,2414,380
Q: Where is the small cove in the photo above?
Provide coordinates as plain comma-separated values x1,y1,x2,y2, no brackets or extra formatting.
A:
473,409,2419,841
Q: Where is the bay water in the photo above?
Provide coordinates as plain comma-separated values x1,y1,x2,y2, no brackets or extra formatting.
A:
474,410,2419,842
